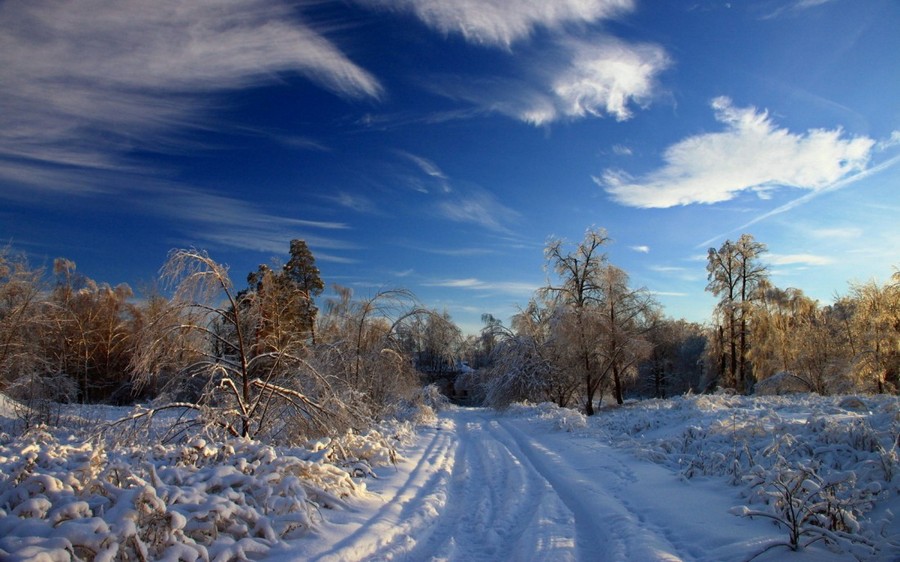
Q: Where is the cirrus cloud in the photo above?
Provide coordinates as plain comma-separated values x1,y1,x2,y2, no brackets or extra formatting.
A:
423,37,670,125
0,0,382,187
767,253,834,267
598,97,875,208
547,38,670,123
356,0,634,47
424,277,539,296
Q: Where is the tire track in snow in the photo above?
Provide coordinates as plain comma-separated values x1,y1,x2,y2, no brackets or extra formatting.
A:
303,409,579,561
296,408,691,562
398,412,575,561
306,419,459,561
498,418,691,562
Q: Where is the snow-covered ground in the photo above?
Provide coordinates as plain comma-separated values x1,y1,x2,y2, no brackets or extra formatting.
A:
272,396,899,562
1,393,898,561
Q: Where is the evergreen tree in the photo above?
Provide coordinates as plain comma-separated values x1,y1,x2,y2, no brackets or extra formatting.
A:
283,239,325,344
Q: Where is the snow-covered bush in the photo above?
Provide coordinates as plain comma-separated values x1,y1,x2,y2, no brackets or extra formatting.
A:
507,394,899,560
506,401,587,432
0,431,370,561
753,371,813,395
731,457,881,558
421,383,450,413
4,373,78,431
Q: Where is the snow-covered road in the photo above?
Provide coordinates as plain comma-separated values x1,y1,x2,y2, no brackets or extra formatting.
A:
2,396,894,561
271,407,797,562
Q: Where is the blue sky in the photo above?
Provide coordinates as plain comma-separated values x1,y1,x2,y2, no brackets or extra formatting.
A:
1,0,898,334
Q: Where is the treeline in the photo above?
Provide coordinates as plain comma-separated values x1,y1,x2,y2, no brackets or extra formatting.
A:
1,228,897,428
706,233,899,396
0,242,461,440
461,229,898,413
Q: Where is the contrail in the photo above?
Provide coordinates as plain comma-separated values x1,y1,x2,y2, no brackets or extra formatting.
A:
698,153,900,249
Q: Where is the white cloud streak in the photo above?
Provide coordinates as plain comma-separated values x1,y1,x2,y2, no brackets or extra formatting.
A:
106,181,357,260
436,190,520,233
357,0,634,47
879,130,900,150
0,0,382,187
370,0,668,125
767,253,833,266
392,151,519,233
809,227,863,240
600,97,875,208
649,265,685,272
545,38,670,123
424,277,539,296
762,0,837,20
698,152,900,249
397,151,449,180
424,37,669,125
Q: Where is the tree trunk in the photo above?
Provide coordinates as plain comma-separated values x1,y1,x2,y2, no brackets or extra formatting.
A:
739,315,747,393
729,310,738,390
585,373,595,416
613,363,623,405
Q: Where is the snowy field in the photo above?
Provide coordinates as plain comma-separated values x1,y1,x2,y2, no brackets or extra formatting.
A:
1,393,898,561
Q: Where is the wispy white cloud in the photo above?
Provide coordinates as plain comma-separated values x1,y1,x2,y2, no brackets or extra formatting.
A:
272,135,332,152
648,264,704,283
424,277,539,296
600,97,875,208
330,192,381,215
650,291,688,297
428,278,483,288
767,253,834,266
436,189,520,233
631,245,650,253
612,144,634,156
357,0,634,47
879,130,900,150
809,227,863,240
414,246,496,257
396,151,449,181
395,150,452,193
424,37,669,125
392,269,415,278
0,0,382,190
795,0,834,7
698,152,900,249
761,0,836,20
390,150,520,233
649,265,686,272
544,38,670,123
130,183,357,259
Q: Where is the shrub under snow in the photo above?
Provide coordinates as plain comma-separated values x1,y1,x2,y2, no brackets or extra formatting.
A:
0,420,406,561
505,393,900,560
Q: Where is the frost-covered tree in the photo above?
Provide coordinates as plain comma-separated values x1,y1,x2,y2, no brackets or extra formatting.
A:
513,297,577,407
706,234,767,393
0,248,48,397
845,271,899,393
593,265,657,405
130,249,355,441
639,319,707,398
542,228,611,415
473,296,579,409
749,282,829,392
316,286,430,416
44,258,137,402
245,239,324,353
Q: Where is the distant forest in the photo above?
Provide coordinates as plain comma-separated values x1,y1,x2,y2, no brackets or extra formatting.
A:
1,229,897,439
